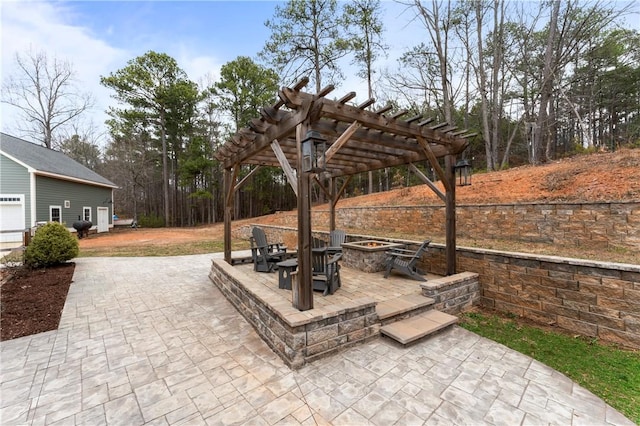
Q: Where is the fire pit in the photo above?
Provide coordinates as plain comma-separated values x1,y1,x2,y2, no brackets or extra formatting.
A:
341,240,403,273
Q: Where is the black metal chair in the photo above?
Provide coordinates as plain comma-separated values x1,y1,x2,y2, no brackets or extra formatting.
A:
250,227,287,272
383,240,431,281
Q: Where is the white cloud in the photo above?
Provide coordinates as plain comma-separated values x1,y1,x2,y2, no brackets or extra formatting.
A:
1,1,126,144
175,45,223,86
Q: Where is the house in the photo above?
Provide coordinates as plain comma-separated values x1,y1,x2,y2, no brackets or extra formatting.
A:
0,132,118,248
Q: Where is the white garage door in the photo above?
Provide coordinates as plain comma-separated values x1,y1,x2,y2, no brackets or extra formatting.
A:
0,195,25,244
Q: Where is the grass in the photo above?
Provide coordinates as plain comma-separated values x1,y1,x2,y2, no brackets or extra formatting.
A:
355,231,639,265
459,310,640,423
78,240,250,257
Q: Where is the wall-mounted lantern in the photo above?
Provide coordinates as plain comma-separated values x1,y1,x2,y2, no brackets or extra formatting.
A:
454,159,472,186
301,130,326,173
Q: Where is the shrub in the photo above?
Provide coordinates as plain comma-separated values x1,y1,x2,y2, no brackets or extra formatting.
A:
24,222,79,268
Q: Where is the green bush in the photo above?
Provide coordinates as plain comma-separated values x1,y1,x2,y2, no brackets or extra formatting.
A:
24,222,79,268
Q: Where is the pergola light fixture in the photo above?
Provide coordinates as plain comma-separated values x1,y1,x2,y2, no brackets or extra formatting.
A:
301,130,326,173
454,159,472,186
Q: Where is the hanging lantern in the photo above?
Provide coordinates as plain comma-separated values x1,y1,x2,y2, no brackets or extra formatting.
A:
301,130,326,173
454,159,472,186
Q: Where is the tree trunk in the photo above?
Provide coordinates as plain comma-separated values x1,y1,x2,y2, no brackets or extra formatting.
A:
490,0,503,168
160,112,170,226
534,0,560,164
475,2,494,171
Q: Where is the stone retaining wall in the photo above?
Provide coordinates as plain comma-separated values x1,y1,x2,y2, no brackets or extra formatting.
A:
209,258,379,369
244,225,640,348
423,244,640,348
421,272,480,314
268,201,640,250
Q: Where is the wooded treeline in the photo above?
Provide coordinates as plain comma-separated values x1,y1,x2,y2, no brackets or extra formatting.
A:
5,0,639,226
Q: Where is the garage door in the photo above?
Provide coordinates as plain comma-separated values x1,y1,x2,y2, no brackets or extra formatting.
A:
0,195,25,244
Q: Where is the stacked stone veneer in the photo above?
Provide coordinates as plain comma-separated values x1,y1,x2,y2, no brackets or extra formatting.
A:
209,258,379,369
423,244,640,348
421,272,480,314
243,225,640,348
266,201,640,251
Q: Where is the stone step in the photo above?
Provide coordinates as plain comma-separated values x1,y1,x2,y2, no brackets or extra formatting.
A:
376,294,435,322
380,310,458,345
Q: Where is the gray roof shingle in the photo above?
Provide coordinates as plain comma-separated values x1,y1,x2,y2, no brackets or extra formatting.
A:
0,133,117,188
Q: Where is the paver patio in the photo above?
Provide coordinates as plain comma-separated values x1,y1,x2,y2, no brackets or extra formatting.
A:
0,254,634,425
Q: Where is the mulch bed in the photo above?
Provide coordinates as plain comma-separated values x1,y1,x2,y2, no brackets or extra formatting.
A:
0,263,75,341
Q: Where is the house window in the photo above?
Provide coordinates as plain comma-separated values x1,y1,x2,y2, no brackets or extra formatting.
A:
83,207,92,222
0,196,21,203
50,206,61,223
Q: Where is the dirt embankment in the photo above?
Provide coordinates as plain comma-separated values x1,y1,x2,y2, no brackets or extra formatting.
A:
335,148,640,207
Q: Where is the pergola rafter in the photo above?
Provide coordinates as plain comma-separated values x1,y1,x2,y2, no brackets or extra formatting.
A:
215,78,475,311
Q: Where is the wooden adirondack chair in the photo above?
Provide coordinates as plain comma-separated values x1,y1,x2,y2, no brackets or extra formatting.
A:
312,250,342,296
383,240,431,281
327,229,346,255
250,227,286,272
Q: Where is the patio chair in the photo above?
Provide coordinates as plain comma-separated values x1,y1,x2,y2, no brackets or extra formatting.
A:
312,251,342,296
327,229,346,255
250,227,287,272
312,236,326,249
383,240,431,281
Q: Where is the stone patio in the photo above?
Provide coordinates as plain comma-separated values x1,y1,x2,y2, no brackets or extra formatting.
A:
0,254,634,425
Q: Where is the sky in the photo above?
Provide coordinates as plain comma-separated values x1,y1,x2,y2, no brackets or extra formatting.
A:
1,0,639,148
0,0,418,146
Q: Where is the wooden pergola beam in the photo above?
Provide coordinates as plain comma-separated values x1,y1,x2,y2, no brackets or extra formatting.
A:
338,92,356,104
409,163,446,202
235,165,262,191
271,140,298,197
320,121,361,166
357,98,375,109
416,136,451,193
219,98,313,169
374,104,393,114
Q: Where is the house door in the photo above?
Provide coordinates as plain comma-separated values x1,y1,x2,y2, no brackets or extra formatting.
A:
0,195,25,245
97,207,109,233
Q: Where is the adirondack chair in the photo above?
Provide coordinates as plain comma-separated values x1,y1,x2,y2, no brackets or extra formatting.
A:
312,250,342,296
250,227,287,272
327,229,346,255
383,240,431,281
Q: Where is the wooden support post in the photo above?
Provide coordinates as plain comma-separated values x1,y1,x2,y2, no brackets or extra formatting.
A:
445,155,457,275
294,123,313,311
223,167,235,264
329,177,337,232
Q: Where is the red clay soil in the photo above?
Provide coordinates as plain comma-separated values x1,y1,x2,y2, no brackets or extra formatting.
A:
334,148,640,207
0,263,75,341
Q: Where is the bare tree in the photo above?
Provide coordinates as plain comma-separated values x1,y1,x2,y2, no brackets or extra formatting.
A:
2,49,94,148
403,0,459,124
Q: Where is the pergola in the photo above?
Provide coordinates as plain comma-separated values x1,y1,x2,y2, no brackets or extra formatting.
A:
215,78,474,311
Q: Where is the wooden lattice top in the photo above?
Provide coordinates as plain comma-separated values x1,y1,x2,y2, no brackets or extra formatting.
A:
215,78,475,178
